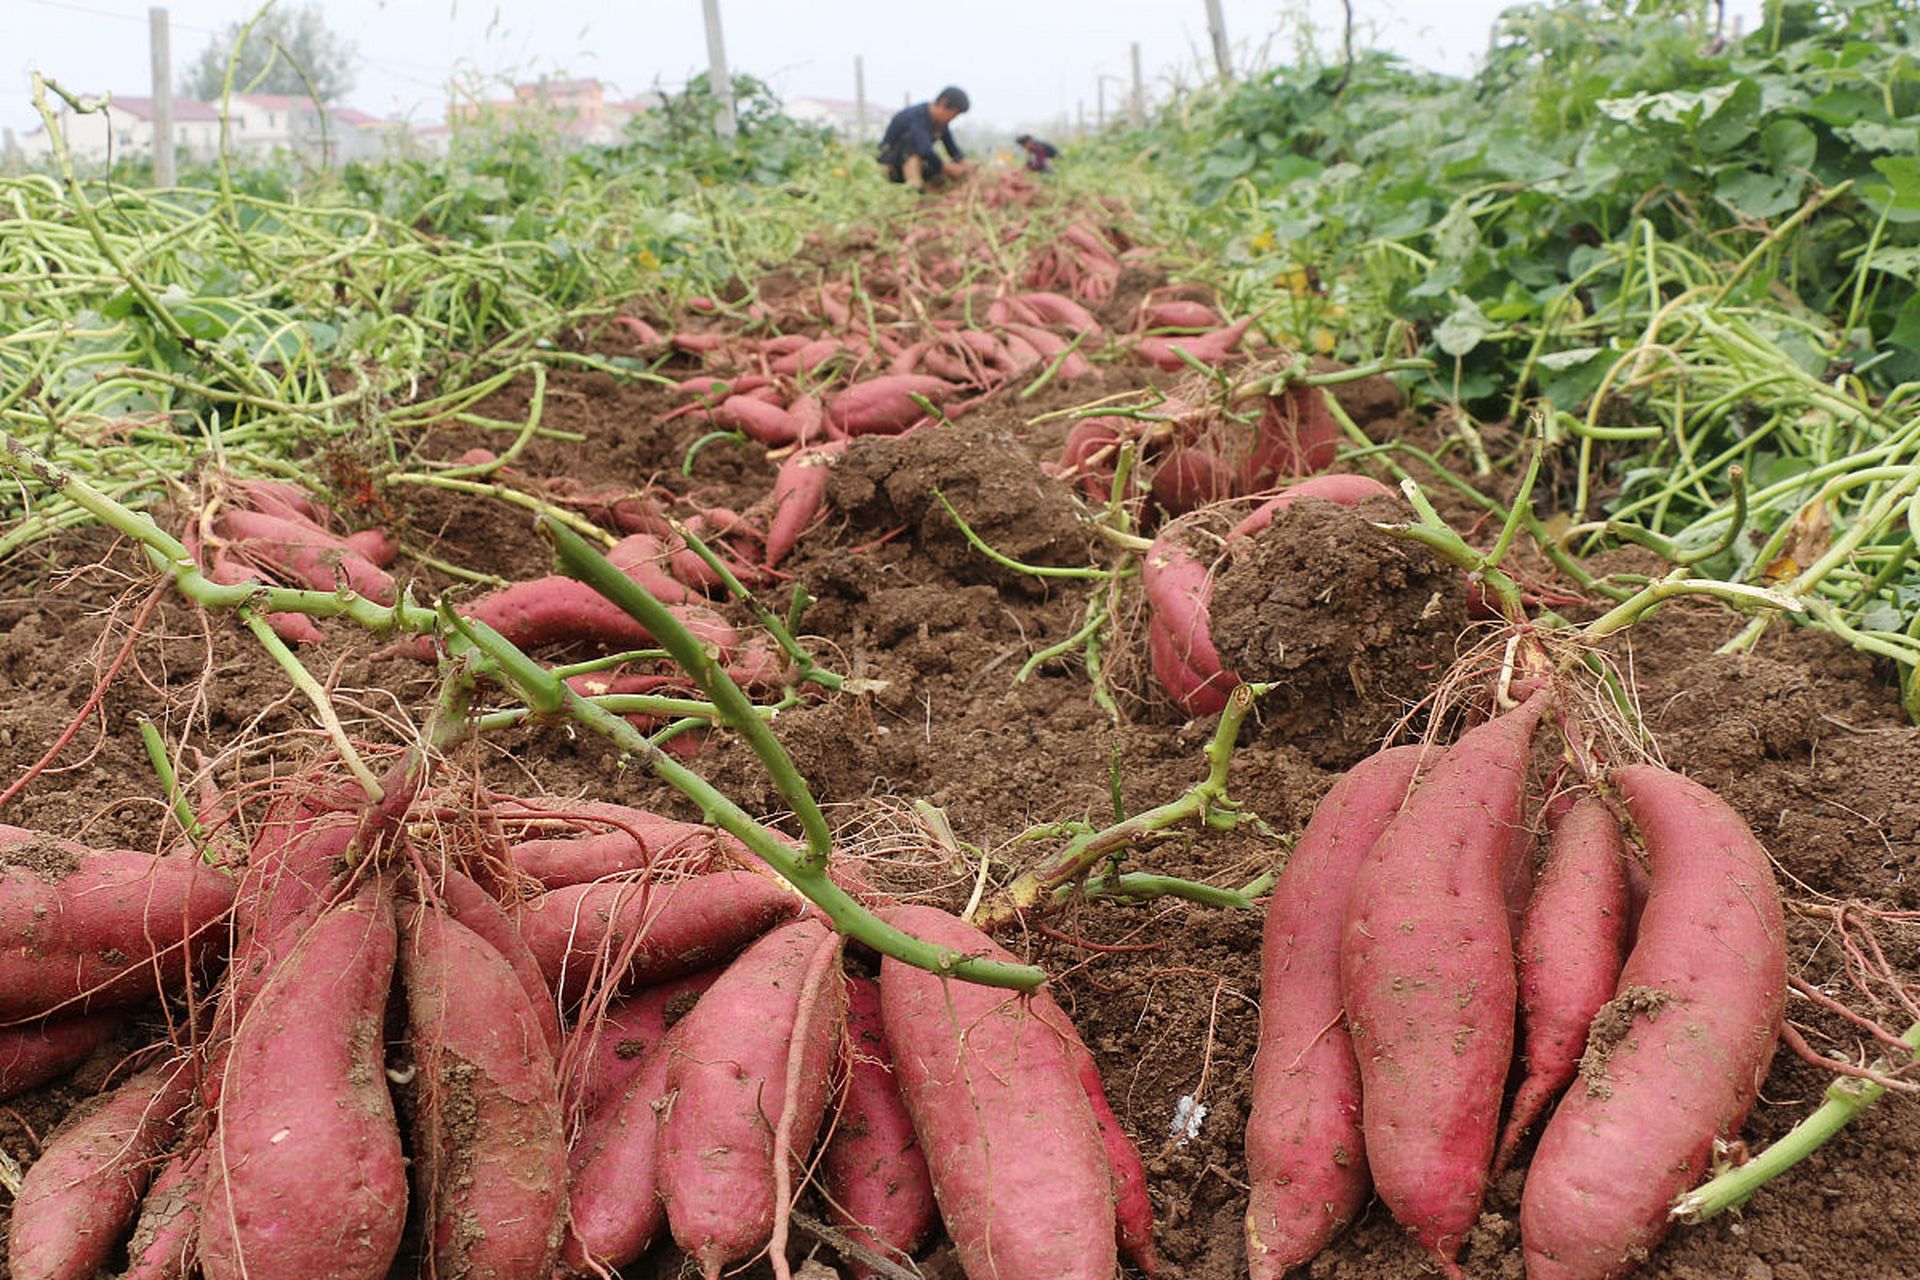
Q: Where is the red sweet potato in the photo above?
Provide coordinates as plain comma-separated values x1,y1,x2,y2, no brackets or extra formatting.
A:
518,869,803,1005
1133,317,1256,371
402,903,568,1280
7,1061,194,1280
770,337,843,378
1519,765,1786,1280
437,866,564,1056
825,975,938,1279
122,1145,208,1280
342,527,399,567
1013,290,1106,342
0,831,235,1019
565,967,721,1118
606,532,701,604
1050,1003,1156,1275
715,394,804,446
1228,474,1393,540
219,508,396,602
228,477,329,529
1492,794,1630,1176
502,800,741,887
560,1015,683,1273
827,375,956,435
658,918,847,1278
200,879,406,1280
1055,416,1127,502
878,905,1117,1280
1150,443,1238,514
1141,528,1239,717
0,1011,122,1100
1246,743,1428,1279
1340,695,1547,1277
1243,384,1344,486
765,441,846,566
1140,299,1219,330
409,576,734,659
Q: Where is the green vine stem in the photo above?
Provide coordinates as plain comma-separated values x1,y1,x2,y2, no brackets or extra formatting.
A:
453,577,1047,992
932,488,1118,579
1671,1018,1920,1224
1054,868,1274,912
666,518,843,692
542,515,837,864
136,714,206,853
972,681,1270,931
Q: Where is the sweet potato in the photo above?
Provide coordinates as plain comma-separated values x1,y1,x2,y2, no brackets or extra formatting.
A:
1243,384,1343,486
7,1061,194,1280
502,799,741,887
1141,528,1239,717
606,532,701,604
715,394,804,447
1228,474,1393,540
1246,744,1428,1279
402,903,568,1280
1140,299,1219,330
0,831,236,1019
1492,794,1630,1176
565,967,721,1118
1150,443,1238,514
1133,317,1255,371
200,879,406,1280
1054,415,1127,502
1050,1003,1156,1276
518,868,803,1005
1340,694,1547,1277
0,1011,122,1100
561,1016,683,1273
342,526,399,567
1012,290,1105,340
404,577,735,659
825,975,938,1279
765,441,846,567
770,337,843,378
827,375,956,436
658,918,847,1278
218,508,396,603
122,1145,208,1280
878,904,1117,1280
437,866,564,1056
1519,765,1786,1280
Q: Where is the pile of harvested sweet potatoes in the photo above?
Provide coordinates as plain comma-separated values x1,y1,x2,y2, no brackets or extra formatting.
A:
1246,691,1787,1280
3,773,1156,1280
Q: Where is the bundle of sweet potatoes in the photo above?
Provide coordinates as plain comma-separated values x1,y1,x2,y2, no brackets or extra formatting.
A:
4,780,1159,1280
1244,691,1787,1280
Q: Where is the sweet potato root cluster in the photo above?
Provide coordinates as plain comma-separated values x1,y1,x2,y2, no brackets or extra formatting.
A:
1246,692,1788,1280
3,775,1156,1280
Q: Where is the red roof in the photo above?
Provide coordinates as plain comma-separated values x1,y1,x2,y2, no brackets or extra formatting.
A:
108,95,221,122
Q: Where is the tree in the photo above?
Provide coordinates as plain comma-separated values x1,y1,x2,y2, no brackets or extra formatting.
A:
183,3,357,104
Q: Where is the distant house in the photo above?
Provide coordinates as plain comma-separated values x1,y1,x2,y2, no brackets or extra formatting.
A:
450,78,661,146
30,95,224,165
13,91,403,168
785,96,874,139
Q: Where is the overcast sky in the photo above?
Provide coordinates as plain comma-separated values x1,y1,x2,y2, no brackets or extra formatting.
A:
7,0,1764,142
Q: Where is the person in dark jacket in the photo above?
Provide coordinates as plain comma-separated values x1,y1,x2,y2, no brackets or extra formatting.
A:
1015,133,1059,173
877,86,971,191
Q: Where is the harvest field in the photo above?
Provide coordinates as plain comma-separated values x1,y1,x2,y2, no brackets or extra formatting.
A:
3,6,1920,1280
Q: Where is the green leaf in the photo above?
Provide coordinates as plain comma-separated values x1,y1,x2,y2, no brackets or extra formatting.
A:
1759,118,1818,172
1714,167,1806,219
1537,346,1605,371
1435,297,1496,357
1842,120,1920,153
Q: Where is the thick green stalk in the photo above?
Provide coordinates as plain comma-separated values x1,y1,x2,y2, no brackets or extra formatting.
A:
542,517,835,866
455,614,1046,991
974,681,1268,930
1672,1019,1920,1223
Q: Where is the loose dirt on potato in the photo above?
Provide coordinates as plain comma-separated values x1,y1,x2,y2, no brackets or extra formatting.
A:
2,341,1917,1280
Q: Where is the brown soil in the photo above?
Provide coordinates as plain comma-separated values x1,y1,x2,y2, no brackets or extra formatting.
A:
2,347,1916,1280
